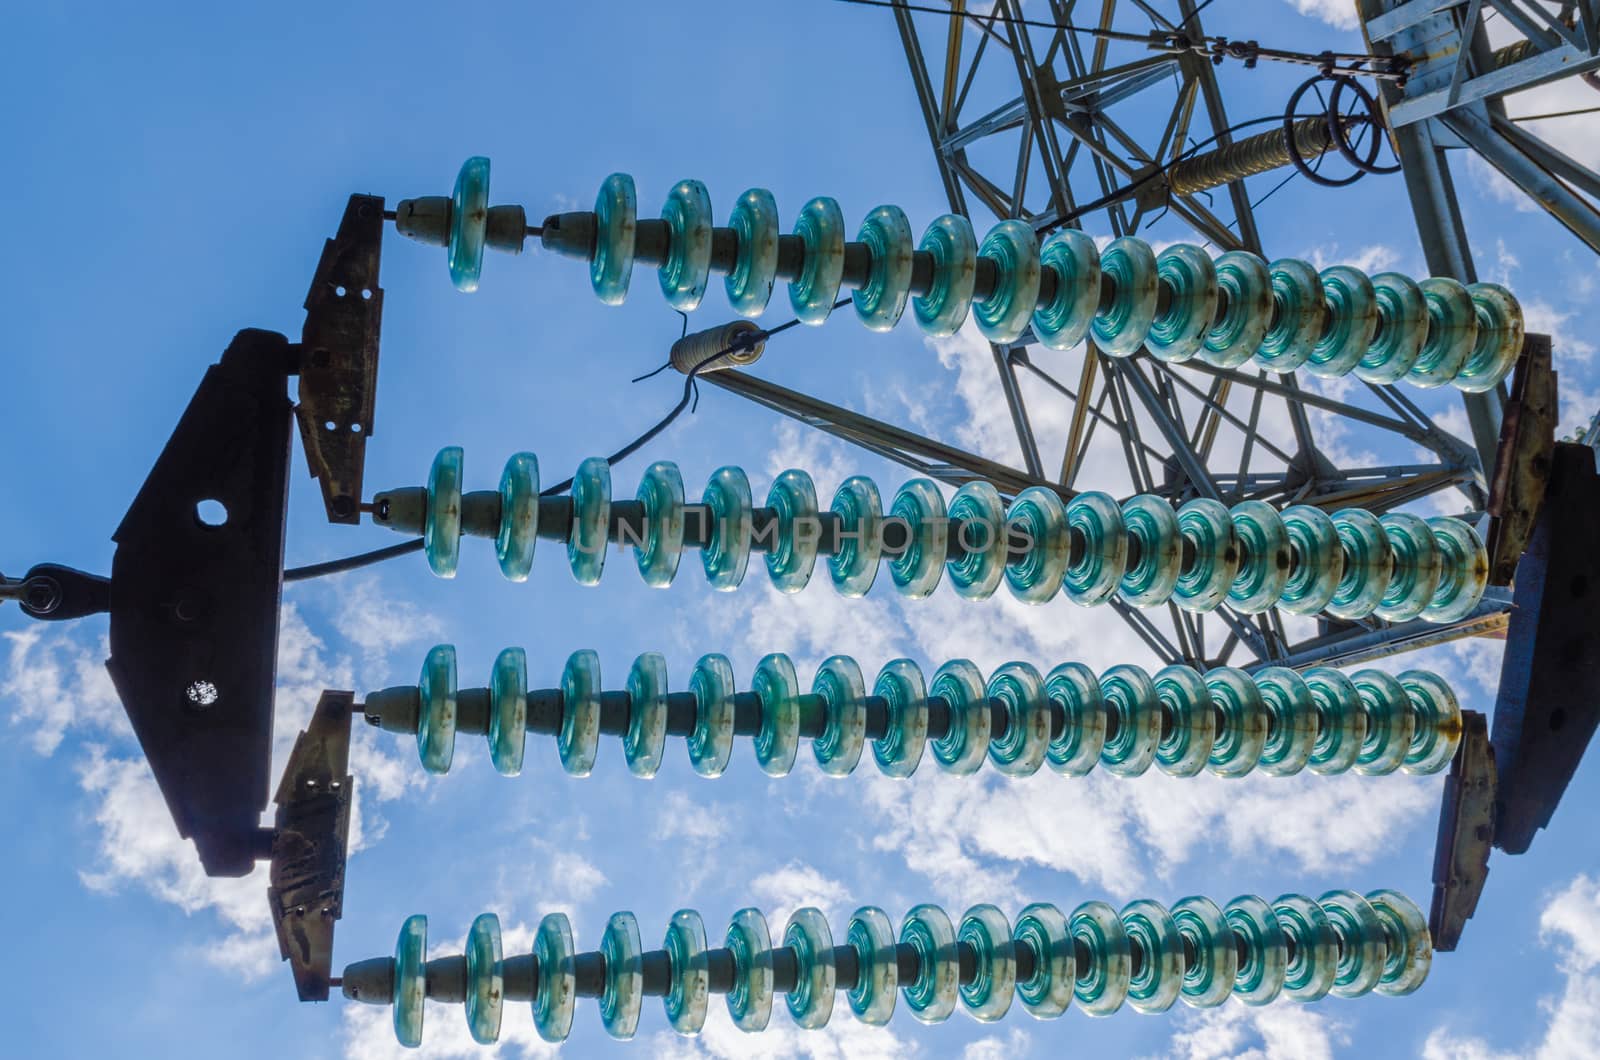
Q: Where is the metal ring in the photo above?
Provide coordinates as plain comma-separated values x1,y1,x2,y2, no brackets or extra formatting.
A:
1326,75,1401,175
1283,75,1364,188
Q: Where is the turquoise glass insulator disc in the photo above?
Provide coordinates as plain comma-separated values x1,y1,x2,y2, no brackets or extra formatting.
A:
393,914,427,1048
1119,494,1181,607
1044,662,1106,775
946,480,1007,600
1305,666,1366,775
1273,893,1338,1002
465,913,504,1044
702,466,753,591
1253,666,1316,777
1376,512,1442,623
1204,667,1268,777
496,452,539,582
726,188,779,318
827,475,883,597
663,909,710,1033
958,905,1016,1021
1457,282,1524,393
1064,491,1127,606
1006,486,1071,604
1033,229,1101,351
1152,665,1214,778
1398,668,1462,775
1203,250,1271,368
533,913,576,1042
599,911,644,1039
1326,507,1393,620
928,659,991,775
872,658,928,778
1359,272,1427,383
1367,889,1432,996
1225,895,1286,1006
1091,237,1158,356
1228,499,1291,614
424,446,464,578
765,468,820,593
752,653,801,777
1351,669,1414,776
1171,897,1235,1008
789,196,846,325
592,172,637,305
986,662,1049,777
1319,890,1386,998
488,647,527,777
568,457,611,586
688,653,736,777
784,908,837,1029
417,643,457,775
854,204,915,331
1099,664,1158,777
812,654,867,776
634,460,686,588
1306,265,1377,378
1145,244,1218,363
725,908,774,1032
888,478,947,599
846,906,899,1024
913,214,978,337
1424,515,1488,623
659,179,713,311
900,904,959,1022
974,220,1041,344
1278,504,1344,615
1070,900,1132,1016
1121,899,1184,1013
624,652,668,778
1256,258,1322,372
448,156,489,293
559,649,601,776
1173,498,1238,614
1410,276,1478,388
1013,903,1075,1017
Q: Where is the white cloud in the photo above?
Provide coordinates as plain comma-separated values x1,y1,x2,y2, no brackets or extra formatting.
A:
655,788,734,842
1164,1001,1349,1060
2,625,126,753
963,1027,1032,1059
329,576,443,683
343,1000,560,1060
1423,874,1600,1060
751,860,853,927
646,1000,916,1060
1280,0,1360,31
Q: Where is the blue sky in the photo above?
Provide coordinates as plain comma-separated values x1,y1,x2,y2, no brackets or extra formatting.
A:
3,2,1600,1058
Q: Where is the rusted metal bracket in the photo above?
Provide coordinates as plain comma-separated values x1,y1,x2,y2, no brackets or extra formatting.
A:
269,690,354,1002
1491,441,1600,854
107,328,293,877
295,194,385,524
1429,710,1494,952
1487,332,1556,585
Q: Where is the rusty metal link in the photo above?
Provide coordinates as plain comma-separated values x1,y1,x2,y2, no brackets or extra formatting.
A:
1168,116,1337,195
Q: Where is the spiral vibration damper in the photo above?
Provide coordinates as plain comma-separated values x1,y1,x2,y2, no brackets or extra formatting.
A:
397,157,1526,393
366,643,1462,781
341,890,1431,1046
371,447,1490,624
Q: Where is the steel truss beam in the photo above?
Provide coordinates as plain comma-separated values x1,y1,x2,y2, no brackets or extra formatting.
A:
707,0,1504,669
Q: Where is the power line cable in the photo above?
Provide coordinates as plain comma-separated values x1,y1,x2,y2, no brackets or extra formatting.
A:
285,303,846,581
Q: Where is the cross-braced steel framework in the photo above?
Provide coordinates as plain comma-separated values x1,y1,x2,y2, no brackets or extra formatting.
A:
711,0,1568,669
